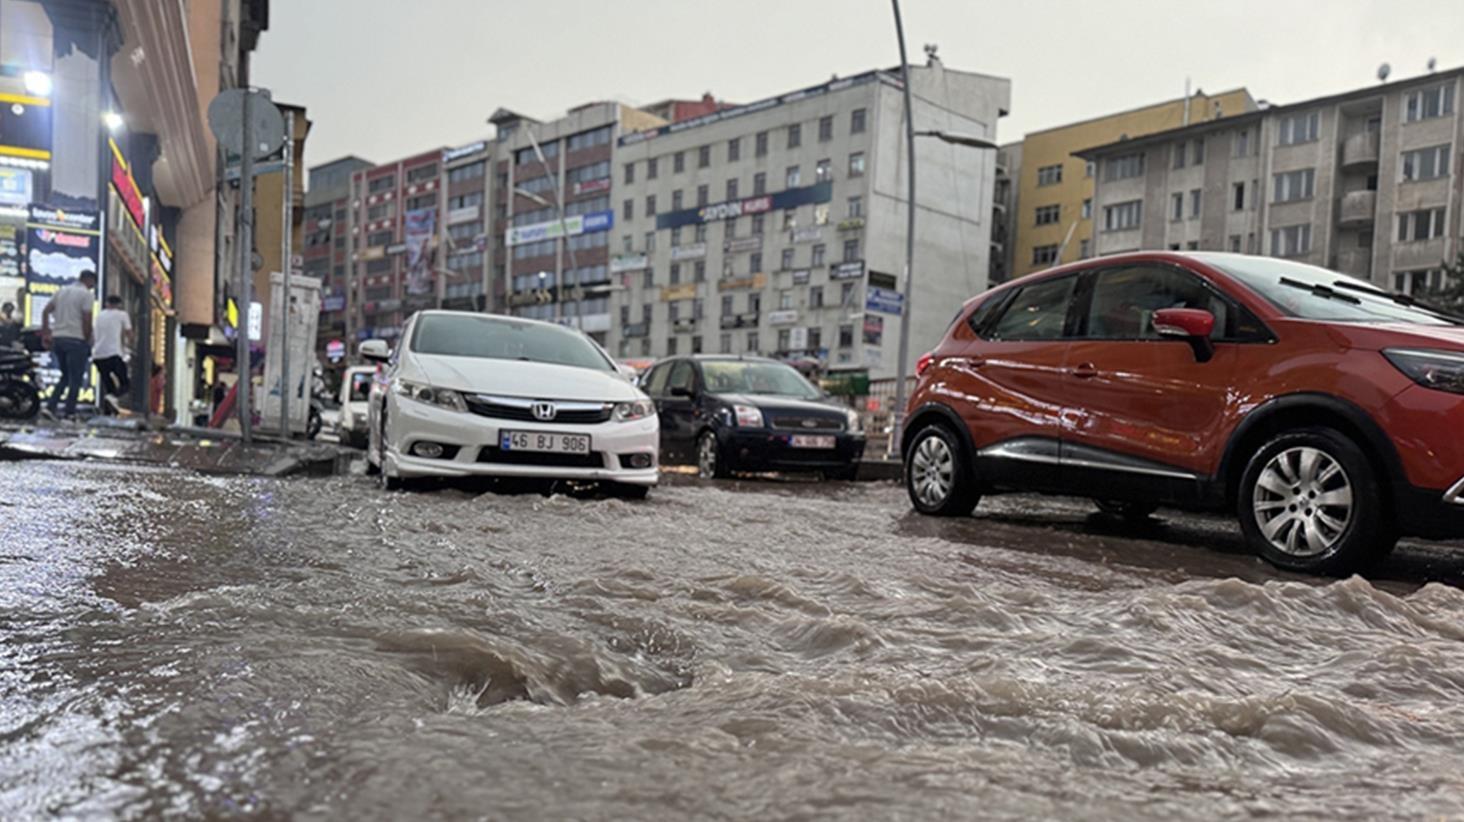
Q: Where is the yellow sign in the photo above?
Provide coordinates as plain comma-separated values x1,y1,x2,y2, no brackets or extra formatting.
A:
717,273,767,292
660,283,697,301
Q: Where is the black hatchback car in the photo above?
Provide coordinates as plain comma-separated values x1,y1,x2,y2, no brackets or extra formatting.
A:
641,355,866,479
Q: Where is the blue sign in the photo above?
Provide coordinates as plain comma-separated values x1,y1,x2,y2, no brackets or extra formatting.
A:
582,210,614,233
321,294,346,313
655,182,833,231
865,286,904,316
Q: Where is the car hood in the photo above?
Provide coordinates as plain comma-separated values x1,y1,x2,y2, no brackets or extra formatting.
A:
716,392,847,415
405,353,643,402
1327,322,1464,353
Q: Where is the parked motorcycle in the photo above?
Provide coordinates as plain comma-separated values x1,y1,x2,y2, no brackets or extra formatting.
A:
0,329,43,420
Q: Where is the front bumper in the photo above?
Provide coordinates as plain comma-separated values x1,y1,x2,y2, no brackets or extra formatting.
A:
385,397,659,486
1395,479,1464,539
718,428,866,472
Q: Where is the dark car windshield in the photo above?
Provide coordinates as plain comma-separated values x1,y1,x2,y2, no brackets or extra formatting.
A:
1193,253,1457,326
348,371,372,401
701,360,822,399
409,314,614,371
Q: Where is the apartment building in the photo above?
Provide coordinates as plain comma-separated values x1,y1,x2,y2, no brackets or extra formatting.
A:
303,155,371,360
606,59,1010,379
345,149,445,345
1008,89,1256,279
440,139,492,312
1078,68,1464,293
990,141,1021,282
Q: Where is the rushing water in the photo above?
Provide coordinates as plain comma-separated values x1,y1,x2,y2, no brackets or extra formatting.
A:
3,461,1464,819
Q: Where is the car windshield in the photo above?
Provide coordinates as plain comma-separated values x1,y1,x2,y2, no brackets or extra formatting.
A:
410,314,614,371
348,372,372,401
701,360,822,399
1194,253,1458,326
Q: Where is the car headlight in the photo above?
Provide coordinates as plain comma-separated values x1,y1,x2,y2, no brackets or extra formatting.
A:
1383,348,1464,395
732,404,764,428
845,408,863,433
613,399,654,422
394,379,467,412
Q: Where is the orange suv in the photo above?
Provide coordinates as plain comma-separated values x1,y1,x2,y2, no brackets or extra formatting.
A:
902,251,1464,575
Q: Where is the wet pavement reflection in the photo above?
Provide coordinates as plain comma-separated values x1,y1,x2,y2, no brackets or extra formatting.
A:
3,461,1464,819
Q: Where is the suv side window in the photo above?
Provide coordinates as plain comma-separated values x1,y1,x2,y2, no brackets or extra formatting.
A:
644,362,673,396
666,360,696,395
1081,265,1267,341
986,275,1079,341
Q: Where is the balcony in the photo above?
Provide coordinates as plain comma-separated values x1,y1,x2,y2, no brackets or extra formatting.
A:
1341,131,1380,168
1335,249,1372,279
1337,190,1377,227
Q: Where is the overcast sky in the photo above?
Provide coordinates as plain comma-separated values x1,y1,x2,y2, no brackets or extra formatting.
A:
253,0,1464,172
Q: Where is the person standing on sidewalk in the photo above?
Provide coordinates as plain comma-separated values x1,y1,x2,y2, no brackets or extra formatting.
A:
40,270,96,420
91,294,132,415
0,301,20,349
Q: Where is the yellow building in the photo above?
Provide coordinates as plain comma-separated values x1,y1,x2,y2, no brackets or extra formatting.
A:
251,103,310,336
1010,89,1256,278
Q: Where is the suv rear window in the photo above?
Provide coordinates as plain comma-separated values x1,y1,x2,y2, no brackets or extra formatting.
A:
985,276,1078,341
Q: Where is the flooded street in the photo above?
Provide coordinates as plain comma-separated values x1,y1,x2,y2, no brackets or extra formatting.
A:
5,461,1464,820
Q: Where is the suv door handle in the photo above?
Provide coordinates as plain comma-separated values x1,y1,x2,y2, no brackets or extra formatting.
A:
1070,362,1098,379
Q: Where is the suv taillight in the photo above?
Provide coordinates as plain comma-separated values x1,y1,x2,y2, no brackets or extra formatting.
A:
915,352,934,376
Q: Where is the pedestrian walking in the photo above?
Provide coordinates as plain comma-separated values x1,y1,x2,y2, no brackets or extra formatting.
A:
0,301,19,349
40,270,96,420
92,294,132,415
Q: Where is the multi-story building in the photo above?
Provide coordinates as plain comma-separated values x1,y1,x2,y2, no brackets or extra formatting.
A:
439,139,492,313
1008,88,1256,279
990,141,1021,282
606,58,1010,379
303,155,371,361
1078,68,1464,293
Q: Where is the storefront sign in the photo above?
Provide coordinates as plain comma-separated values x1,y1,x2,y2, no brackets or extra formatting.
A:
505,210,613,246
837,217,866,231
25,206,100,291
717,273,766,291
724,235,763,254
149,228,174,309
30,204,99,233
442,141,487,162
863,315,884,346
448,205,479,225
360,245,386,261
0,223,21,279
830,260,865,280
109,139,146,231
385,242,407,255
610,253,648,272
790,226,822,244
0,167,32,205
865,286,904,315
326,339,346,361
768,309,799,325
0,92,52,163
321,294,346,312
660,283,697,302
656,182,833,230
571,177,611,196
248,300,263,342
789,327,809,350
670,243,707,261
790,269,811,285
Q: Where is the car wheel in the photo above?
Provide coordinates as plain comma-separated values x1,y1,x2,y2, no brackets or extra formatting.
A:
306,407,322,440
1237,427,1395,575
904,424,979,516
608,482,650,501
697,430,730,479
1095,499,1159,521
379,470,403,491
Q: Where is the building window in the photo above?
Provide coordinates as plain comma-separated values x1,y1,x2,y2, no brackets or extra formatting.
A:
1189,189,1202,219
1405,84,1455,122
647,157,658,179
1104,153,1146,181
851,108,867,134
788,123,802,149
368,175,395,193
1031,244,1059,266
1170,192,1184,222
566,125,611,151
720,333,732,354
695,223,707,243
646,194,657,215
807,327,822,350
448,162,485,183
810,286,823,308
1272,168,1316,202
667,337,678,355
1395,269,1443,296
749,252,762,273
786,166,801,188
1228,234,1242,252
1232,182,1245,211
695,261,706,282
624,163,635,184
1084,160,1095,178
777,328,791,350
1271,224,1312,257
670,228,682,248
1034,204,1060,226
696,184,709,207
623,199,633,221
1173,142,1187,169
838,324,854,348
623,234,633,252
1036,164,1063,186
818,115,834,142
672,151,685,173
847,196,863,218
367,202,395,220
1234,128,1251,157
726,178,739,200
842,239,859,262
747,331,759,352
812,244,826,266
1078,238,1091,259
699,145,711,168
782,209,796,230
1103,200,1143,231
848,152,866,177
753,172,767,196
407,164,438,183
645,231,656,252
672,190,683,210
1277,111,1320,146
815,158,832,182
1400,145,1451,182
721,295,734,316
1397,207,1447,242
748,293,761,313
755,131,768,157
1192,139,1205,165
781,248,795,269
1081,199,1092,220
728,138,741,162
368,230,393,247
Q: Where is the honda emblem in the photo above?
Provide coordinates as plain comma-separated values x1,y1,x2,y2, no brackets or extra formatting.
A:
532,402,557,421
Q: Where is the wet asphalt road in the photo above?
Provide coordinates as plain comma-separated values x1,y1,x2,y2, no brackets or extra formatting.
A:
4,460,1464,820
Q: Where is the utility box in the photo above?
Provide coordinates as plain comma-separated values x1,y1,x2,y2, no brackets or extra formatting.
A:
258,271,321,434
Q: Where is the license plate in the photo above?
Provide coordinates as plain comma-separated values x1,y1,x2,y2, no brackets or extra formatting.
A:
790,434,836,449
501,431,591,454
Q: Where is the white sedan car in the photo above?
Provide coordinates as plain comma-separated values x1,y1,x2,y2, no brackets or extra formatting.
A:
361,311,659,496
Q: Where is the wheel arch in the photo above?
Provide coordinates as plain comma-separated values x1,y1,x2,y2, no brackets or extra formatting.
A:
902,402,978,466
1218,393,1405,511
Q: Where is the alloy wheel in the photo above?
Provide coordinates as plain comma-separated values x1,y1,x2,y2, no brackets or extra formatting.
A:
910,434,954,508
1252,446,1353,557
697,434,718,479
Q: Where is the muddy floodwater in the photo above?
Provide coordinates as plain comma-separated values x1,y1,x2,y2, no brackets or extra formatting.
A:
4,461,1464,819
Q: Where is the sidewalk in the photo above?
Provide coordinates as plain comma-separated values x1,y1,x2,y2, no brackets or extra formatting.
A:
0,417,359,478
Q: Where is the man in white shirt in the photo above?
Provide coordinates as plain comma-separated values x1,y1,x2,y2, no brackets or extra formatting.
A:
92,294,132,414
41,269,96,420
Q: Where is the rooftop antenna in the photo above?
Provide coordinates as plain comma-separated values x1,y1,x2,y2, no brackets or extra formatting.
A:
1427,57,1438,73
1377,63,1391,83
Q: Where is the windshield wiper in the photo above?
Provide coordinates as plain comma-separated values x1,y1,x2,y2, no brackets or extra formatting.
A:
1329,280,1464,324
1278,276,1361,304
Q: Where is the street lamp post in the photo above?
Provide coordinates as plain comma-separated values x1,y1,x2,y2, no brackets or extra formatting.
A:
887,0,999,460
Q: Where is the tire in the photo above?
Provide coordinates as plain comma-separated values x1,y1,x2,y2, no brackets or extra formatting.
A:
825,464,859,482
1095,499,1159,522
0,380,40,420
380,471,403,491
904,423,980,517
608,482,650,500
697,430,731,479
1237,427,1396,575
307,407,322,440
349,431,369,450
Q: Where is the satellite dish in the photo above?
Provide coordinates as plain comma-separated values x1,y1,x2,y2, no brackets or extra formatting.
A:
1377,63,1391,82
1427,57,1438,72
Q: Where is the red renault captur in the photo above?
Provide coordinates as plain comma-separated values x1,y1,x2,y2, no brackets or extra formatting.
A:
902,251,1464,575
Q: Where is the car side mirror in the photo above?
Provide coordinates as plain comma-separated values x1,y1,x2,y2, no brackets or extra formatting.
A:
669,386,694,398
358,339,391,363
1153,308,1215,363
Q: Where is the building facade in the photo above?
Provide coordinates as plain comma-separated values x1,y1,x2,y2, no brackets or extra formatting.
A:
1008,89,1256,279
605,59,1010,379
303,155,371,363
1079,68,1464,293
990,141,1021,282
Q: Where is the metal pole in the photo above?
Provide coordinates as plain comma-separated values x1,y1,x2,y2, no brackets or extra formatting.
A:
236,87,255,443
345,176,356,359
525,128,577,322
436,158,448,311
888,0,917,460
280,111,294,437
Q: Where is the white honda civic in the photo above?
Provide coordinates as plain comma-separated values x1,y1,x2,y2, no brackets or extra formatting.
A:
361,311,659,496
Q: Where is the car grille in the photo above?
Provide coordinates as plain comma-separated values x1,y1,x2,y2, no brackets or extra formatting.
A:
477,447,604,468
464,397,613,425
769,415,845,432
